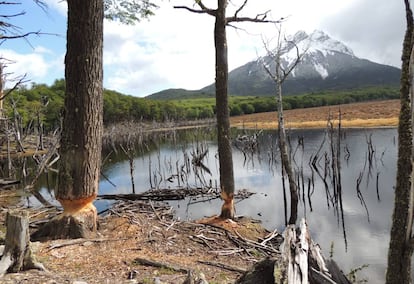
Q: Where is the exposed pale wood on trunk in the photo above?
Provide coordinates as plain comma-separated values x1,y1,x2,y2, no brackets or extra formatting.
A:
237,218,351,283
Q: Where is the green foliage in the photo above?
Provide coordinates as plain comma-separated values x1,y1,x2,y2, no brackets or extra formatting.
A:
4,81,398,129
104,0,158,24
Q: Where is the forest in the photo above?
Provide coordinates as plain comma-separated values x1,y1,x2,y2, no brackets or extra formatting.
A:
5,78,398,130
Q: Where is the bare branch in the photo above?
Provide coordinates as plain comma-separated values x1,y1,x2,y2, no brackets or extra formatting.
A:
194,0,212,12
280,40,305,84
0,11,25,18
227,11,282,24
174,1,216,17
0,30,42,40
0,1,20,4
174,5,215,16
262,58,275,83
0,74,29,101
233,0,248,18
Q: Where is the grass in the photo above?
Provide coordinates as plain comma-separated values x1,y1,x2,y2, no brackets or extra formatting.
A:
230,99,400,129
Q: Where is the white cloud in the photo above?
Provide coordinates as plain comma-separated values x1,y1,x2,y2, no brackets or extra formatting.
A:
0,48,57,87
33,46,54,55
103,4,216,96
44,0,67,16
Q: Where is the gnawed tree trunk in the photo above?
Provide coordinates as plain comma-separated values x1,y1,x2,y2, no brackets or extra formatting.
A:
215,0,235,219
174,1,275,220
32,0,103,240
0,211,45,277
386,0,414,283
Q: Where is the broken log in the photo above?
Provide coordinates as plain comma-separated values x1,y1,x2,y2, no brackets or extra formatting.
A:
0,210,45,277
237,218,351,284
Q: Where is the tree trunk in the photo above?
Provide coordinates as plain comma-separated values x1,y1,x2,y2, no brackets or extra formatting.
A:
34,0,104,240
0,211,45,277
277,82,298,225
386,1,414,283
215,0,235,219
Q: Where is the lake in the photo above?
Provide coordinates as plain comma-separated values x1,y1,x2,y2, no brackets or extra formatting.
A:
34,126,398,282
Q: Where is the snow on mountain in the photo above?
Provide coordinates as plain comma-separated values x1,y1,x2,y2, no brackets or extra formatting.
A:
275,30,356,80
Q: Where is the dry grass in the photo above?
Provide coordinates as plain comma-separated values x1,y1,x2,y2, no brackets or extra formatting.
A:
230,99,400,129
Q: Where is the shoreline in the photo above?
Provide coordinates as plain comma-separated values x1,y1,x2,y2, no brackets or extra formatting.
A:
230,99,400,130
231,117,398,130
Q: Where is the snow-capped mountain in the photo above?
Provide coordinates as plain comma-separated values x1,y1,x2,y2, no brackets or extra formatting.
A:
278,30,355,79
200,30,400,96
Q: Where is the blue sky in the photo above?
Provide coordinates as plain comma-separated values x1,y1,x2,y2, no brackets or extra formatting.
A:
0,0,407,97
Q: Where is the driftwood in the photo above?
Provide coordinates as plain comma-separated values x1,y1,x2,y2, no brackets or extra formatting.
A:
98,187,254,202
237,218,351,284
0,210,46,277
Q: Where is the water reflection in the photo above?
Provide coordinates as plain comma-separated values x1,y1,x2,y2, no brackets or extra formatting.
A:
33,127,397,282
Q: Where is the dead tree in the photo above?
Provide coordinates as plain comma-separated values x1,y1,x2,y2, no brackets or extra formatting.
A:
262,25,306,224
175,0,278,219
120,136,136,194
237,218,351,284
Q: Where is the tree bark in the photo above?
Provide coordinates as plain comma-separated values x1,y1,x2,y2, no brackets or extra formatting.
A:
215,0,235,219
34,0,104,240
277,81,298,225
0,211,45,277
386,1,414,283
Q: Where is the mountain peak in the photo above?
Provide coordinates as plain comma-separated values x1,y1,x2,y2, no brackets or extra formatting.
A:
309,30,354,56
285,30,355,58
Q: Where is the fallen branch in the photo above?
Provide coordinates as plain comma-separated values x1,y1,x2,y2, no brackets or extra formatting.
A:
132,257,188,273
198,260,247,273
47,237,129,251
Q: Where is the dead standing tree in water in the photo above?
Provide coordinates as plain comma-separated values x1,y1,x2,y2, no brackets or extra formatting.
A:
175,0,278,219
262,26,306,224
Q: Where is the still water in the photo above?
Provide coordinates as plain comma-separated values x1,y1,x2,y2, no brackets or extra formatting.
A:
36,127,398,282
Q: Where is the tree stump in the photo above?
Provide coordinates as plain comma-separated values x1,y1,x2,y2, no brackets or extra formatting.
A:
31,201,97,241
0,210,45,277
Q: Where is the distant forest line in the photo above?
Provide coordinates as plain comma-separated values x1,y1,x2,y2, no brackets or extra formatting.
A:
4,79,399,130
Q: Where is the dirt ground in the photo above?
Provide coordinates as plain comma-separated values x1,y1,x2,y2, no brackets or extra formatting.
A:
0,196,281,284
230,99,400,129
0,99,400,283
